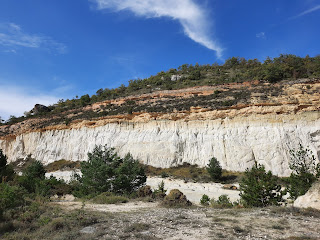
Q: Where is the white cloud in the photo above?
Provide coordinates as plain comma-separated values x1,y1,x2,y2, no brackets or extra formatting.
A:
0,23,67,54
92,0,223,58
256,32,266,39
289,4,320,20
0,85,61,120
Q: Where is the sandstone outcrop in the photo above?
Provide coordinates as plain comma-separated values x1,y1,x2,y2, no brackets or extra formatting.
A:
31,104,51,114
293,181,320,210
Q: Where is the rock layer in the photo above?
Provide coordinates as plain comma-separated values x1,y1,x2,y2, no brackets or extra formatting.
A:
1,112,319,176
294,181,320,210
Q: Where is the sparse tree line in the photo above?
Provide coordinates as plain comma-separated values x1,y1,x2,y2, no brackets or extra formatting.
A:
204,144,320,207
1,142,319,221
0,143,319,237
2,54,320,125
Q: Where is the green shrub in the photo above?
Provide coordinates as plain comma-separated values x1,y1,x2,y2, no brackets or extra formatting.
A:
0,149,15,183
263,63,284,83
75,145,146,196
17,160,66,197
161,171,169,178
211,195,234,208
153,180,167,199
287,144,320,200
207,157,222,181
46,175,73,196
287,173,316,200
45,159,81,172
23,160,46,179
113,153,146,194
240,161,284,207
18,160,47,194
0,183,26,219
200,194,210,206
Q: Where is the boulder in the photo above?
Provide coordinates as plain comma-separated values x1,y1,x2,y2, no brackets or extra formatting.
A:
162,189,192,207
223,184,238,190
293,181,320,210
171,75,182,81
137,185,153,197
32,104,51,114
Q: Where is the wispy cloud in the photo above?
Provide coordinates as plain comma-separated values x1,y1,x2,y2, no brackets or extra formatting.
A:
256,32,266,39
289,5,320,20
0,23,67,54
92,0,223,58
0,84,62,120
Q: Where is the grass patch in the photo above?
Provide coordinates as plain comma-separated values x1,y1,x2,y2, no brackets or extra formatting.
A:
211,216,237,223
269,206,320,218
91,192,129,204
10,155,35,173
145,163,242,183
45,159,81,172
145,163,209,182
0,200,104,239
124,223,150,233
220,170,244,183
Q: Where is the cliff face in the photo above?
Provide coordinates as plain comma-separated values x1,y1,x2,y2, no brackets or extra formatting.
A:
0,80,319,176
1,112,319,176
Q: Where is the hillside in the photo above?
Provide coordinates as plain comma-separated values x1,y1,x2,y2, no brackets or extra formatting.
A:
1,78,319,136
0,55,320,176
0,74,319,176
2,54,320,128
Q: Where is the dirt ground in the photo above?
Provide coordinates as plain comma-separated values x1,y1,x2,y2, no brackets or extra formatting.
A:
53,201,320,240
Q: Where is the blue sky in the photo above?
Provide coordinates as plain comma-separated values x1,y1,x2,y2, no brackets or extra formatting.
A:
0,0,319,120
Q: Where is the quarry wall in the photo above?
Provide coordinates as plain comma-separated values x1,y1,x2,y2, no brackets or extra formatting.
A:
1,112,319,177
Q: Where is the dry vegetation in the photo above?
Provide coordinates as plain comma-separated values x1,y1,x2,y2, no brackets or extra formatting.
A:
2,200,320,240
145,163,243,183
45,160,81,172
1,79,320,138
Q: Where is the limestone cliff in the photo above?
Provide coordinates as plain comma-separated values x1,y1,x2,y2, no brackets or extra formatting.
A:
0,80,319,176
294,181,320,210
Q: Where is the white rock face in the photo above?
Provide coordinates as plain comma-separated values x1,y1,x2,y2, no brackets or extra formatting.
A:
171,74,182,81
1,114,320,176
294,181,320,210
146,177,240,204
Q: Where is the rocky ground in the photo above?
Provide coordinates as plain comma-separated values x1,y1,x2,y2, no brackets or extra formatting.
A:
52,200,320,240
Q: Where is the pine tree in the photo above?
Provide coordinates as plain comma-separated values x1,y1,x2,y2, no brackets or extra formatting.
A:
287,144,320,199
76,145,146,196
240,161,284,207
207,157,222,181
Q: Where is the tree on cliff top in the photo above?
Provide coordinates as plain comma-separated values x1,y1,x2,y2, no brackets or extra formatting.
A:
75,145,146,196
